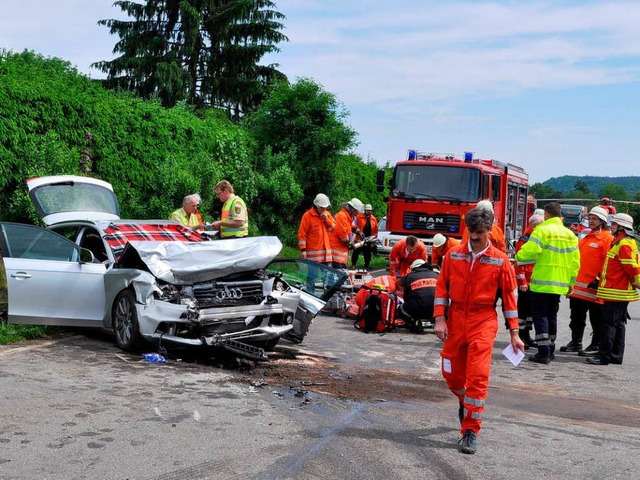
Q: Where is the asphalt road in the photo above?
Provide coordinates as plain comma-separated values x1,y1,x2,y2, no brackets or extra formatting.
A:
1,298,639,480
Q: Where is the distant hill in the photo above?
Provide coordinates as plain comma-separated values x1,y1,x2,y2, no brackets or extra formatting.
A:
541,176,640,196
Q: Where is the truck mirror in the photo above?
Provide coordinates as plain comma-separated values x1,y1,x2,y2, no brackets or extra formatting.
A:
376,169,386,193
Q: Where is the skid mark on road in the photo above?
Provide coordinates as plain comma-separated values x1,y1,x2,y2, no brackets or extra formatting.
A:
261,402,368,480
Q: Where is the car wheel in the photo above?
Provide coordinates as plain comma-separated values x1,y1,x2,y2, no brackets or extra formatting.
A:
112,290,143,351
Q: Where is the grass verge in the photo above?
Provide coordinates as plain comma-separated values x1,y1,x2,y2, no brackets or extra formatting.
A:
278,245,389,270
0,323,52,345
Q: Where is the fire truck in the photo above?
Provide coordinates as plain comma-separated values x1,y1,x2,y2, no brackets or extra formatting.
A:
377,150,532,256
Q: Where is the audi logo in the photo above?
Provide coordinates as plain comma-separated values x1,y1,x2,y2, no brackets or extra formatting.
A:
215,288,243,300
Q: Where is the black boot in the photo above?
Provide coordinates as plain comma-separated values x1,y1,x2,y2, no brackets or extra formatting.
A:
559,340,582,353
578,343,599,357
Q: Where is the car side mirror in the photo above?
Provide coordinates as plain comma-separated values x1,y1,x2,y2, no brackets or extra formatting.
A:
79,247,96,264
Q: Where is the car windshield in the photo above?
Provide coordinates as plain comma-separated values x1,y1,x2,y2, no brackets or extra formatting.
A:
103,222,208,259
394,165,481,202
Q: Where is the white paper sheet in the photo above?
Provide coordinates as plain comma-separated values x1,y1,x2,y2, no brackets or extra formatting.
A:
502,344,525,366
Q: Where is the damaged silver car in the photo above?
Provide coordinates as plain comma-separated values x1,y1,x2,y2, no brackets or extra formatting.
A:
0,176,346,360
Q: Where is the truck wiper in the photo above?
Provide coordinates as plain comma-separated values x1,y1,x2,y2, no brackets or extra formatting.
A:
434,195,463,203
406,193,438,200
407,193,462,203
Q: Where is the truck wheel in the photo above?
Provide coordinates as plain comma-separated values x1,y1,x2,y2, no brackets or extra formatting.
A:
112,290,144,351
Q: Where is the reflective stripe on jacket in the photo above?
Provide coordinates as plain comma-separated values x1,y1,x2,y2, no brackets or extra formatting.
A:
169,208,200,228
569,228,613,303
514,217,580,295
597,234,640,302
298,207,334,263
434,243,519,329
220,195,248,237
388,238,428,277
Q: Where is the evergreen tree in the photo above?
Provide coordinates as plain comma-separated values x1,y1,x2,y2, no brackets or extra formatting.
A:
93,0,288,117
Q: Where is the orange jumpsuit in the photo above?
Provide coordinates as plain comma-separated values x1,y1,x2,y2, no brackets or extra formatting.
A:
388,238,428,277
461,223,506,253
329,207,355,266
434,243,518,436
431,237,461,268
298,207,335,264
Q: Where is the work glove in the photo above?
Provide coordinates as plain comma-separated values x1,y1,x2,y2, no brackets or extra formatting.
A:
587,278,599,289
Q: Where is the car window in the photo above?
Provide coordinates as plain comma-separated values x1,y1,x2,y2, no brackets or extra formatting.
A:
1,223,80,262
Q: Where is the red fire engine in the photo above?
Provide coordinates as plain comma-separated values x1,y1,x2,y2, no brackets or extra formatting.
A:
377,150,531,255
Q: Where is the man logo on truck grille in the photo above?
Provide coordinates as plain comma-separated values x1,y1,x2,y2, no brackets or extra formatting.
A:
419,216,444,229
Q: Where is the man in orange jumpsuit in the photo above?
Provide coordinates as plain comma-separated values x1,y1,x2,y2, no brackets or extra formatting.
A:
560,206,613,355
329,198,364,269
514,213,544,349
460,200,506,253
388,235,427,277
430,233,461,269
434,207,523,454
298,193,335,292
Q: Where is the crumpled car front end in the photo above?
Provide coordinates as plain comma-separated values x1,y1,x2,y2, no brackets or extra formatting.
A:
105,236,297,359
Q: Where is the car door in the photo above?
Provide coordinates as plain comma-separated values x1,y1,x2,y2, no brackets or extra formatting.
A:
0,223,106,326
265,259,348,312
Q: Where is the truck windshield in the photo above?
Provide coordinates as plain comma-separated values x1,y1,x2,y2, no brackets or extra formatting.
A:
394,165,481,202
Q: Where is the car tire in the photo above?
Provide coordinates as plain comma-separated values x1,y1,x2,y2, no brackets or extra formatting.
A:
112,290,144,351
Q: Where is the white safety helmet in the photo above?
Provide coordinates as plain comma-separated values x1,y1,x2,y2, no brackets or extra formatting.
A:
588,206,609,224
364,204,373,211
611,213,634,230
313,193,331,208
432,233,447,248
347,197,365,213
477,200,494,213
410,259,426,270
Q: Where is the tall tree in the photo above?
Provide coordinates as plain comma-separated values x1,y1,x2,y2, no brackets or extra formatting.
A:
244,78,359,219
93,0,288,117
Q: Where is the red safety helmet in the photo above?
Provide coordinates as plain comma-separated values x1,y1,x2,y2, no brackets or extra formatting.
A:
601,197,612,205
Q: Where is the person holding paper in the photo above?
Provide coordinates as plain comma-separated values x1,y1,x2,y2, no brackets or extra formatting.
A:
434,207,524,454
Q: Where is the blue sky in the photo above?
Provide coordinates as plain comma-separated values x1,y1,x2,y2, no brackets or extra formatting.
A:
2,0,639,184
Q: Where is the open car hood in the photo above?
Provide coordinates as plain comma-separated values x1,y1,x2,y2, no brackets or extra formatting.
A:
27,175,120,226
118,236,283,284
